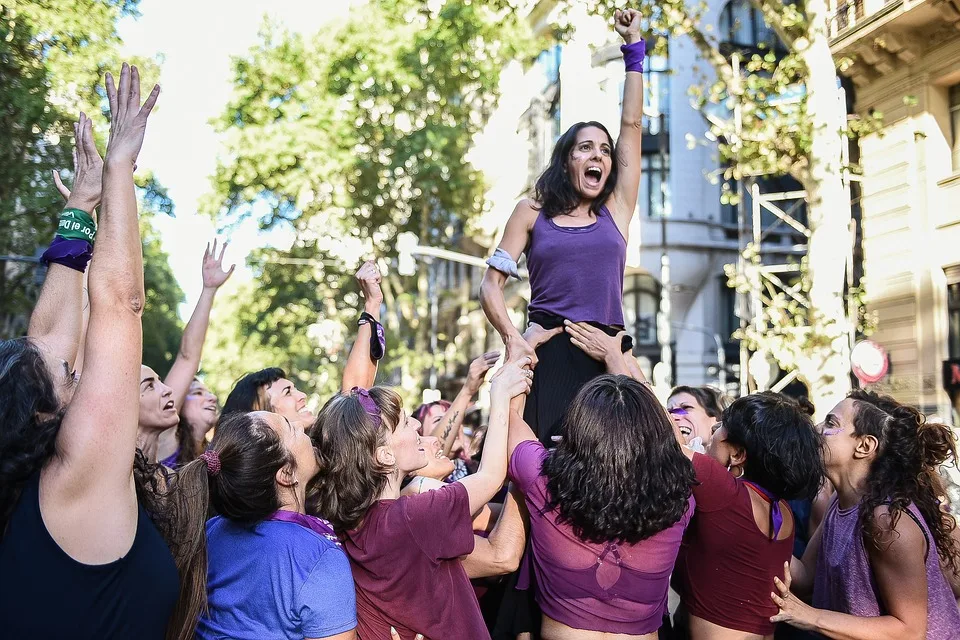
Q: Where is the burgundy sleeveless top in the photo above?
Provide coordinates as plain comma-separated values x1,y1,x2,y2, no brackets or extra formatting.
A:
526,205,626,326
814,498,960,638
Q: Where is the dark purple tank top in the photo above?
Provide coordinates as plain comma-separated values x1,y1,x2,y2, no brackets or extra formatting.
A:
526,205,626,326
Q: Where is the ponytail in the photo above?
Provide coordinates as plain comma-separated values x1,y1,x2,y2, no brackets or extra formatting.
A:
163,458,211,640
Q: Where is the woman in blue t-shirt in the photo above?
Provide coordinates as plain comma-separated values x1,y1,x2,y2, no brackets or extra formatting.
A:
173,410,357,640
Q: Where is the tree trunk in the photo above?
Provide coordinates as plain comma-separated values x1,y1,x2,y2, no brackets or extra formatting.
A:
795,0,852,420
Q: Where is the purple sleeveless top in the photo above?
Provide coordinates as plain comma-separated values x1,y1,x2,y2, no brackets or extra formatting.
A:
526,206,626,326
814,498,960,638
510,440,693,634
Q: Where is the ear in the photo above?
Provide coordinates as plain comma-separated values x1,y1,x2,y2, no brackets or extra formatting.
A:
375,444,395,468
730,444,748,468
853,434,879,460
275,462,297,488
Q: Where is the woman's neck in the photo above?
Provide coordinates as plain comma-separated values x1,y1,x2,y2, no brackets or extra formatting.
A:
137,427,161,464
277,483,308,514
377,470,404,501
828,463,870,510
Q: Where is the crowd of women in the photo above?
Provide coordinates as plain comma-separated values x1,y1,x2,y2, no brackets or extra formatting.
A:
2,8,960,640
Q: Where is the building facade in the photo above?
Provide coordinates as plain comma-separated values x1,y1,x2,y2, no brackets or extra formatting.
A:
830,0,960,418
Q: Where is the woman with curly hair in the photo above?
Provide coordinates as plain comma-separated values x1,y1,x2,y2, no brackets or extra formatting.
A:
309,361,533,640
672,391,826,640
770,390,960,639
505,372,696,639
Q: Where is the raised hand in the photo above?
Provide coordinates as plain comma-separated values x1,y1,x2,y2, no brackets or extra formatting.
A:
506,333,538,369
522,322,563,352
54,112,105,216
201,238,235,290
465,351,500,395
614,8,643,44
356,259,384,310
104,63,160,167
490,357,534,399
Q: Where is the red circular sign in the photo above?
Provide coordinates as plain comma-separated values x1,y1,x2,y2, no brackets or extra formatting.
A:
851,340,889,384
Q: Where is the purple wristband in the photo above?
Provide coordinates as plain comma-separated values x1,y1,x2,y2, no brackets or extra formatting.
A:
41,236,93,273
621,39,646,73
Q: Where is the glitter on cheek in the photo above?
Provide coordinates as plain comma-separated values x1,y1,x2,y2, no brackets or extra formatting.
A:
823,427,843,436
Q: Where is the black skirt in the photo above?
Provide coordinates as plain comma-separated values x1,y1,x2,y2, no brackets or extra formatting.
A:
523,311,633,446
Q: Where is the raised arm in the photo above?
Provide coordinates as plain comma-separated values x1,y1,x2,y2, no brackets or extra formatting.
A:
430,351,499,457
28,113,103,371
43,65,160,559
609,9,646,233
462,484,530,578
457,359,532,515
480,200,538,365
164,239,234,410
341,260,383,392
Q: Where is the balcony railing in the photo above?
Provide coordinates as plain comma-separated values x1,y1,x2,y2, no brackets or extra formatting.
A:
827,0,900,39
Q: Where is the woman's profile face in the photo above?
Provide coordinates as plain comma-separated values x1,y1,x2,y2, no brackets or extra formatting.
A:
566,126,613,201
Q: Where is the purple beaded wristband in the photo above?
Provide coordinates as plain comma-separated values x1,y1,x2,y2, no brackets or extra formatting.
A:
41,236,93,273
621,39,646,73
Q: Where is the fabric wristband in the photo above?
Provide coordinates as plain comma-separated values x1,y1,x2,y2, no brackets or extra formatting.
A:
621,39,646,74
358,311,386,361
57,208,97,244
41,236,94,272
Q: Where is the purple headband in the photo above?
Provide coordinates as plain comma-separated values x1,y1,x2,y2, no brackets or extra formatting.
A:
351,387,382,427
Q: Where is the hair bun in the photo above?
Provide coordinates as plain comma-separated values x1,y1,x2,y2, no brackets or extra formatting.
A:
916,421,957,469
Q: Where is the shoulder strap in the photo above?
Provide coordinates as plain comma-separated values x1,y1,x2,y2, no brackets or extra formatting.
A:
900,507,931,562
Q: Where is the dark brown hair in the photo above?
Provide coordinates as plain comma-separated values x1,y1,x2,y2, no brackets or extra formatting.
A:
668,385,731,419
543,375,696,544
849,389,960,574
308,387,403,531
163,411,294,640
534,121,619,218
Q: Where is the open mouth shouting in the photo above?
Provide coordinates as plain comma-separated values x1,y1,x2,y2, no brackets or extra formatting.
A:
583,165,603,189
163,399,176,413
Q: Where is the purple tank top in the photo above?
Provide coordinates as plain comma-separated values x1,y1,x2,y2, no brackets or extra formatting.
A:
814,498,960,638
526,206,626,326
510,440,693,635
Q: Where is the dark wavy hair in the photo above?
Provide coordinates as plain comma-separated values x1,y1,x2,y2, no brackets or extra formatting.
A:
542,375,696,544
534,121,618,219
221,367,286,416
849,389,960,574
669,385,731,419
0,339,64,534
308,387,403,531
0,339,198,640
722,392,825,501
